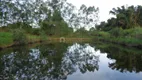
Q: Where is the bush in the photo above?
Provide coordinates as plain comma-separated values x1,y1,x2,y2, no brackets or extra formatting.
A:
92,31,110,38
31,28,41,35
98,31,110,38
40,31,47,41
12,29,27,45
123,29,133,37
123,27,142,39
109,28,123,37
132,28,142,40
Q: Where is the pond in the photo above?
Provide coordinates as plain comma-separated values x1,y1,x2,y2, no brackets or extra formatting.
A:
0,42,142,80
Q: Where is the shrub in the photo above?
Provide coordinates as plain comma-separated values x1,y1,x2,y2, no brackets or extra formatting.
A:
123,27,142,39
132,28,142,40
31,28,41,35
97,31,110,38
123,29,133,37
109,28,123,37
40,31,47,41
12,29,27,45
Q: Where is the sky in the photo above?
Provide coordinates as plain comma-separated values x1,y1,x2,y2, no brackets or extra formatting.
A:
67,0,142,22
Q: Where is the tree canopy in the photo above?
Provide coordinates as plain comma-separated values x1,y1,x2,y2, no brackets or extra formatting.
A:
97,5,142,31
0,0,99,31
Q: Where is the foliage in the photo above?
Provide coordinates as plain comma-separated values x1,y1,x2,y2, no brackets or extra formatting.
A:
93,27,142,46
31,28,41,35
67,4,99,29
97,31,110,38
12,29,27,45
0,0,98,30
97,5,142,31
41,20,73,37
123,27,142,39
109,28,123,37
40,31,47,41
70,28,91,38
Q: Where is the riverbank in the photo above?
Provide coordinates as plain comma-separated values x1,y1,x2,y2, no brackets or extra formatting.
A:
95,37,142,49
0,31,45,50
0,31,91,50
0,38,91,50
93,28,142,49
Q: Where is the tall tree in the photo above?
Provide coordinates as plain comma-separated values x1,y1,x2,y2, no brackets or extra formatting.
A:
66,4,99,30
109,5,142,29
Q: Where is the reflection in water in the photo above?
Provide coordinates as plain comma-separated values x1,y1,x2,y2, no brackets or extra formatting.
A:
94,43,142,73
0,43,99,80
108,53,142,73
62,43,99,74
0,43,142,80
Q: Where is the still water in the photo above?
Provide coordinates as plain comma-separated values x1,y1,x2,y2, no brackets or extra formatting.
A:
0,42,142,80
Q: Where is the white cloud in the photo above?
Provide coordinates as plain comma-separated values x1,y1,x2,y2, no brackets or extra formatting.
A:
67,0,142,22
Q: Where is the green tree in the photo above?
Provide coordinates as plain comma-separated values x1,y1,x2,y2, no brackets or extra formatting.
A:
109,5,142,29
68,4,99,30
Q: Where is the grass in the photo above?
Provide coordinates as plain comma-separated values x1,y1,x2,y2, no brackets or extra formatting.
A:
1,26,141,48
0,29,91,48
0,32,13,47
0,31,47,48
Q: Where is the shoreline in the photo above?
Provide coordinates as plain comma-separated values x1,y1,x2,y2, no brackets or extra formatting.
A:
97,38,142,49
0,38,91,50
0,40,42,50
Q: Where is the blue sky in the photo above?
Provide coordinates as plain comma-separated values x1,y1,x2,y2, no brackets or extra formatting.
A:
67,0,142,22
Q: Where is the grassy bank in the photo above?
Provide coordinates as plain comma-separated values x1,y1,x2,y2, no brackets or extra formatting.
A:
0,32,13,47
93,27,142,48
0,31,47,49
0,30,91,49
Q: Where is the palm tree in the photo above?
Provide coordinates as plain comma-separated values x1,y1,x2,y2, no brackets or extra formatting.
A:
109,5,142,29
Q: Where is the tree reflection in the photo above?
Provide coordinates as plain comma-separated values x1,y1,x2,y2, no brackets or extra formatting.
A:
62,43,99,74
94,43,142,73
0,43,99,80
108,51,142,73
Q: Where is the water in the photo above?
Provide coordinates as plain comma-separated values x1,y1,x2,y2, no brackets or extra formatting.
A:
0,42,142,80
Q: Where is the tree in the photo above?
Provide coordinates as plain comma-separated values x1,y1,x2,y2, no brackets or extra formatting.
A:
0,0,49,28
0,0,99,32
109,5,142,29
67,4,99,30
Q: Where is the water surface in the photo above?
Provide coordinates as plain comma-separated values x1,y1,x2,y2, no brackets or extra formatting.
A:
0,43,142,80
